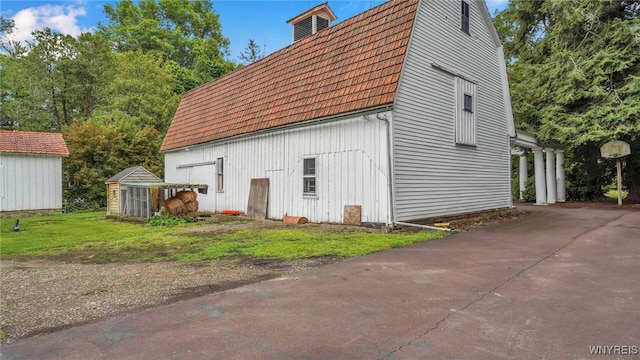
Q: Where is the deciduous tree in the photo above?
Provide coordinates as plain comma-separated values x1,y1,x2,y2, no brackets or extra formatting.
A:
99,0,237,90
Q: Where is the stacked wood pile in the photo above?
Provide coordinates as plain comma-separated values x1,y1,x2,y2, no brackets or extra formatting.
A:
163,190,199,218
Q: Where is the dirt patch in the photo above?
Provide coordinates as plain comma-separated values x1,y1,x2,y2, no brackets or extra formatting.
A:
408,207,529,232
0,257,340,344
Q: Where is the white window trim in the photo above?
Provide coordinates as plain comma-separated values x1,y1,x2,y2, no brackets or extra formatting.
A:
461,1,470,35
302,156,317,197
216,157,224,193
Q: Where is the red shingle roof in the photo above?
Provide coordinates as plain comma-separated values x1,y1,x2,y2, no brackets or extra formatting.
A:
0,130,70,156
161,0,418,151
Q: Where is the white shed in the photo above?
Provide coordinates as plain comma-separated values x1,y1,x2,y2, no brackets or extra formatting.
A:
0,130,69,213
161,0,515,225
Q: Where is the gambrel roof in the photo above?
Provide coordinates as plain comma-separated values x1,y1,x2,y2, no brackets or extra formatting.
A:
0,130,69,156
161,0,418,151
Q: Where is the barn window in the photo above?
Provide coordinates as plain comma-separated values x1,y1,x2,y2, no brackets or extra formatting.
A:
303,158,316,195
216,157,224,192
456,77,477,146
461,1,470,34
464,94,473,112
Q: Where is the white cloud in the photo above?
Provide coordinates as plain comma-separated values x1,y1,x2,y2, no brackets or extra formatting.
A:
8,5,92,44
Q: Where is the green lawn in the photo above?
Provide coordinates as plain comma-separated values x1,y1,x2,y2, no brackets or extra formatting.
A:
0,212,447,263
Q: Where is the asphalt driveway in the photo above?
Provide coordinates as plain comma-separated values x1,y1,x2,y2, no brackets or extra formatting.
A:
3,204,639,359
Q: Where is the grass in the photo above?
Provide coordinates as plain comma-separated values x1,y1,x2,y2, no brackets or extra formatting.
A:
0,212,448,263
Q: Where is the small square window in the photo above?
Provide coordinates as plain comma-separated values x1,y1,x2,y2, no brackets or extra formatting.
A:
461,1,470,34
464,94,473,112
303,158,316,195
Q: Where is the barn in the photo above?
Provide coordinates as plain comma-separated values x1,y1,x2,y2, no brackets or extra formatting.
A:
0,130,69,214
161,0,516,225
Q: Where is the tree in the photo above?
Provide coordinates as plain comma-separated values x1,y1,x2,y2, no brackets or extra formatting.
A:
63,113,164,209
1,29,115,131
99,0,237,90
103,50,180,134
74,33,116,118
495,0,640,202
0,29,78,130
62,50,179,208
239,39,264,65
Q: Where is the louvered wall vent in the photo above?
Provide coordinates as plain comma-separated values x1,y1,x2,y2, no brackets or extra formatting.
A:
287,2,337,43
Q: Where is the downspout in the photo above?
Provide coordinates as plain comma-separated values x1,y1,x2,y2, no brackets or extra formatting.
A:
394,221,451,232
375,111,451,232
376,111,396,227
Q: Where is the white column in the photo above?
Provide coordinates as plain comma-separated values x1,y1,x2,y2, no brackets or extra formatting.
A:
556,150,566,202
533,147,547,205
545,148,557,204
519,153,528,200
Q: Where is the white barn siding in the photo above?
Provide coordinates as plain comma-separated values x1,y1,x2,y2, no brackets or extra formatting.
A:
0,153,63,211
165,114,391,224
392,0,512,220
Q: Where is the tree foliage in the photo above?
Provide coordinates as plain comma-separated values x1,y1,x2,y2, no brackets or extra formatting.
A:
1,0,243,210
64,118,163,209
496,0,640,202
104,51,180,133
99,0,237,90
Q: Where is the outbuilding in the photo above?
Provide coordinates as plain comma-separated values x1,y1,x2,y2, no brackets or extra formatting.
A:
161,0,516,225
0,130,69,214
105,166,163,217
106,166,208,219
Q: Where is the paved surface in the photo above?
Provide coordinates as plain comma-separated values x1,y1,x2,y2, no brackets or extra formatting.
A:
3,205,640,359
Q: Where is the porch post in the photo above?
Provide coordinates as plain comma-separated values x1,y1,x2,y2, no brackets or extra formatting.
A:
556,150,566,202
545,148,557,204
519,153,528,200
533,147,547,205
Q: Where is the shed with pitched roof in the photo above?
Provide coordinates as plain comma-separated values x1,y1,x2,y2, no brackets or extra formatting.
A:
105,166,163,217
106,166,209,219
161,0,516,225
0,130,69,213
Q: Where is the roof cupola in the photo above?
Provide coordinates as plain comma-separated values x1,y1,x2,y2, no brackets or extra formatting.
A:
286,2,337,42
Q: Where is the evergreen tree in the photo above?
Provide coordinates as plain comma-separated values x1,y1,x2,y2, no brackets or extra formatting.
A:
239,39,265,65
495,0,640,202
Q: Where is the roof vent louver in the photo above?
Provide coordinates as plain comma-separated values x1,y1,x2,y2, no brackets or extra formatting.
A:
287,2,337,43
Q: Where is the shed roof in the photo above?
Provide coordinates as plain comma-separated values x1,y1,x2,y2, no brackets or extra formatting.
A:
161,0,418,151
0,130,69,156
106,166,163,184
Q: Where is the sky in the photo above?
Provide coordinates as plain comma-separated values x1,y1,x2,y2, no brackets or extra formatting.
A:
1,0,509,61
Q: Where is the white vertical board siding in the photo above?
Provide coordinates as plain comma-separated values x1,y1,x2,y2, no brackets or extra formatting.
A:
392,0,512,221
165,113,391,224
0,153,63,211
